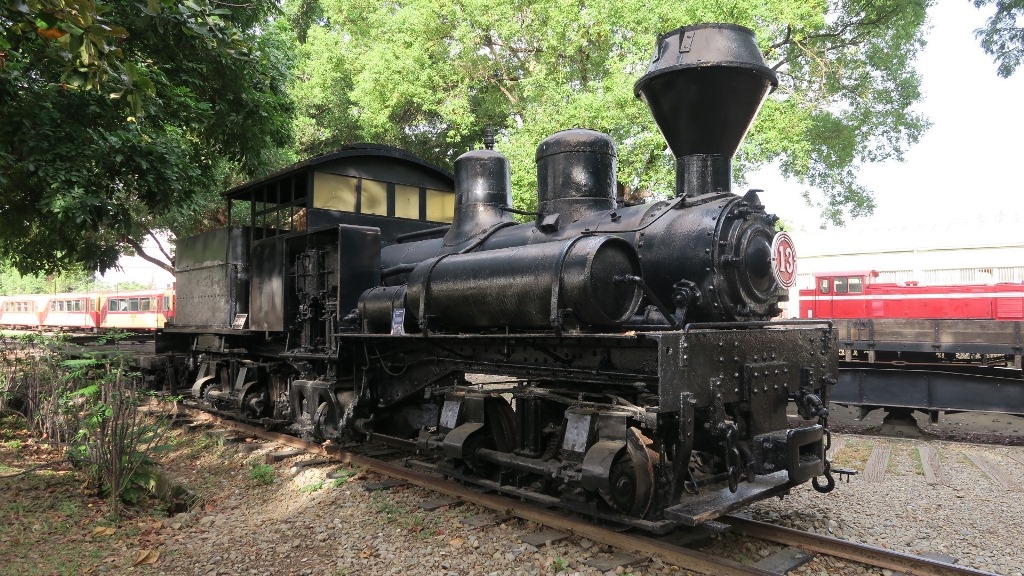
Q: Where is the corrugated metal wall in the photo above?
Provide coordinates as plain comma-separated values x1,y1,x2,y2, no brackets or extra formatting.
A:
917,266,1024,284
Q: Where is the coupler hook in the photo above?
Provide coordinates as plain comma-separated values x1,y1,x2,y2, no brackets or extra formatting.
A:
812,459,836,493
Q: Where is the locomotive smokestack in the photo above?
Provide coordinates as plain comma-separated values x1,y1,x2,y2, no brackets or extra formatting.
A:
634,24,777,198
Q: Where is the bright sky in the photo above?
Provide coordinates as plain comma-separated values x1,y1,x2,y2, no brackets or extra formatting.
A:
752,1,1024,252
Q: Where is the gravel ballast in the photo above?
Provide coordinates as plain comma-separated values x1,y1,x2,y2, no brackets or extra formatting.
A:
747,434,1024,576
139,425,1024,576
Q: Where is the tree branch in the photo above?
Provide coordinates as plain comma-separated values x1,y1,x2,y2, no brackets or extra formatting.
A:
123,236,174,275
145,227,174,263
766,9,900,61
482,37,522,105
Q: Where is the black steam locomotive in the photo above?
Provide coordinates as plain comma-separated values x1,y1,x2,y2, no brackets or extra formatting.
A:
157,23,839,532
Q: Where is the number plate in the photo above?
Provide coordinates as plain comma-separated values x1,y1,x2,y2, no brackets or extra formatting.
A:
770,232,797,288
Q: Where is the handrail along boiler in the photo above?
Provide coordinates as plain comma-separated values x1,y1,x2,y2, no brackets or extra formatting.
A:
157,23,839,531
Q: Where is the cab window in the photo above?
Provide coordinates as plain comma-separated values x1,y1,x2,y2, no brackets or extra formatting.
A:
848,277,863,293
834,277,848,294
360,179,388,216
818,279,830,294
394,184,420,219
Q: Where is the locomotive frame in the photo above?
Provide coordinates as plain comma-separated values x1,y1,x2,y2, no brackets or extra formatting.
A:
157,23,840,531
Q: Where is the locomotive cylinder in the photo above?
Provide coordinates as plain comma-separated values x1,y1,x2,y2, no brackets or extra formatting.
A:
357,285,411,334
404,235,642,329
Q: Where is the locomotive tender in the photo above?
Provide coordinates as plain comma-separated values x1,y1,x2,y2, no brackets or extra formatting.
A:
158,23,839,531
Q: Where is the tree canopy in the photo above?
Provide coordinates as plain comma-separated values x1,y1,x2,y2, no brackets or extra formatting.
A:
0,0,293,275
974,0,1024,78
287,0,931,225
7,0,1021,276
0,262,94,296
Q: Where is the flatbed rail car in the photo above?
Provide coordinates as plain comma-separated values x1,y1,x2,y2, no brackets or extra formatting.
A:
799,271,1024,419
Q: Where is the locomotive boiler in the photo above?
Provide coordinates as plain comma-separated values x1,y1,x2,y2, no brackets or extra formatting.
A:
158,23,839,532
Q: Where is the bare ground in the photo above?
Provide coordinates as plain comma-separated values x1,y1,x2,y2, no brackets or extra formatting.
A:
2,405,1023,576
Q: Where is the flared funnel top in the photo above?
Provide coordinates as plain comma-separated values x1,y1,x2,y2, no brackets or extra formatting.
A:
634,23,777,160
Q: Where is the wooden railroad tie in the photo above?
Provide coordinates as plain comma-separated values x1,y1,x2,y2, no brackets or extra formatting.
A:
918,445,943,485
962,451,1021,491
861,444,891,483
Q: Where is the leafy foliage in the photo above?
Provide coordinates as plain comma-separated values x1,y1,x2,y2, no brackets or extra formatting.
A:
0,0,294,275
974,0,1024,77
69,365,174,515
751,0,931,224
0,333,83,443
287,0,930,225
0,262,95,295
0,0,130,92
0,334,173,516
249,462,275,485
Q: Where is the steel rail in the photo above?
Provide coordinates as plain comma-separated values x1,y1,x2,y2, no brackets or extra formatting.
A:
721,516,994,576
180,408,772,576
174,406,996,576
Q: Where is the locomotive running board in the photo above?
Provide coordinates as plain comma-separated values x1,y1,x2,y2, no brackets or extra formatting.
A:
663,472,797,526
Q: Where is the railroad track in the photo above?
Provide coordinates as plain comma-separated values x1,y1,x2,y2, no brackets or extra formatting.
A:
168,404,995,576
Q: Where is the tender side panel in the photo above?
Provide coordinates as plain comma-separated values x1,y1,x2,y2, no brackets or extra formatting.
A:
174,227,251,328
249,236,287,332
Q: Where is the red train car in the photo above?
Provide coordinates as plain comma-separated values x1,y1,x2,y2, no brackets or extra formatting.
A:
799,270,1024,321
97,289,175,330
797,271,1023,419
0,289,176,332
0,295,49,328
41,293,100,330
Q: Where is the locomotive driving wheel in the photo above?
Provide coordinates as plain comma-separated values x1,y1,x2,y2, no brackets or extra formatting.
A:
190,375,217,403
312,401,340,440
595,427,657,518
606,454,643,514
239,382,269,419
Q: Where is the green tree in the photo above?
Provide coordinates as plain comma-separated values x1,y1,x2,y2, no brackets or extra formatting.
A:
287,0,930,225
974,0,1024,78
0,0,294,276
0,262,95,296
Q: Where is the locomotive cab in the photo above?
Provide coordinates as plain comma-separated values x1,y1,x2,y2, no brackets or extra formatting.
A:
801,270,877,319
160,145,456,420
